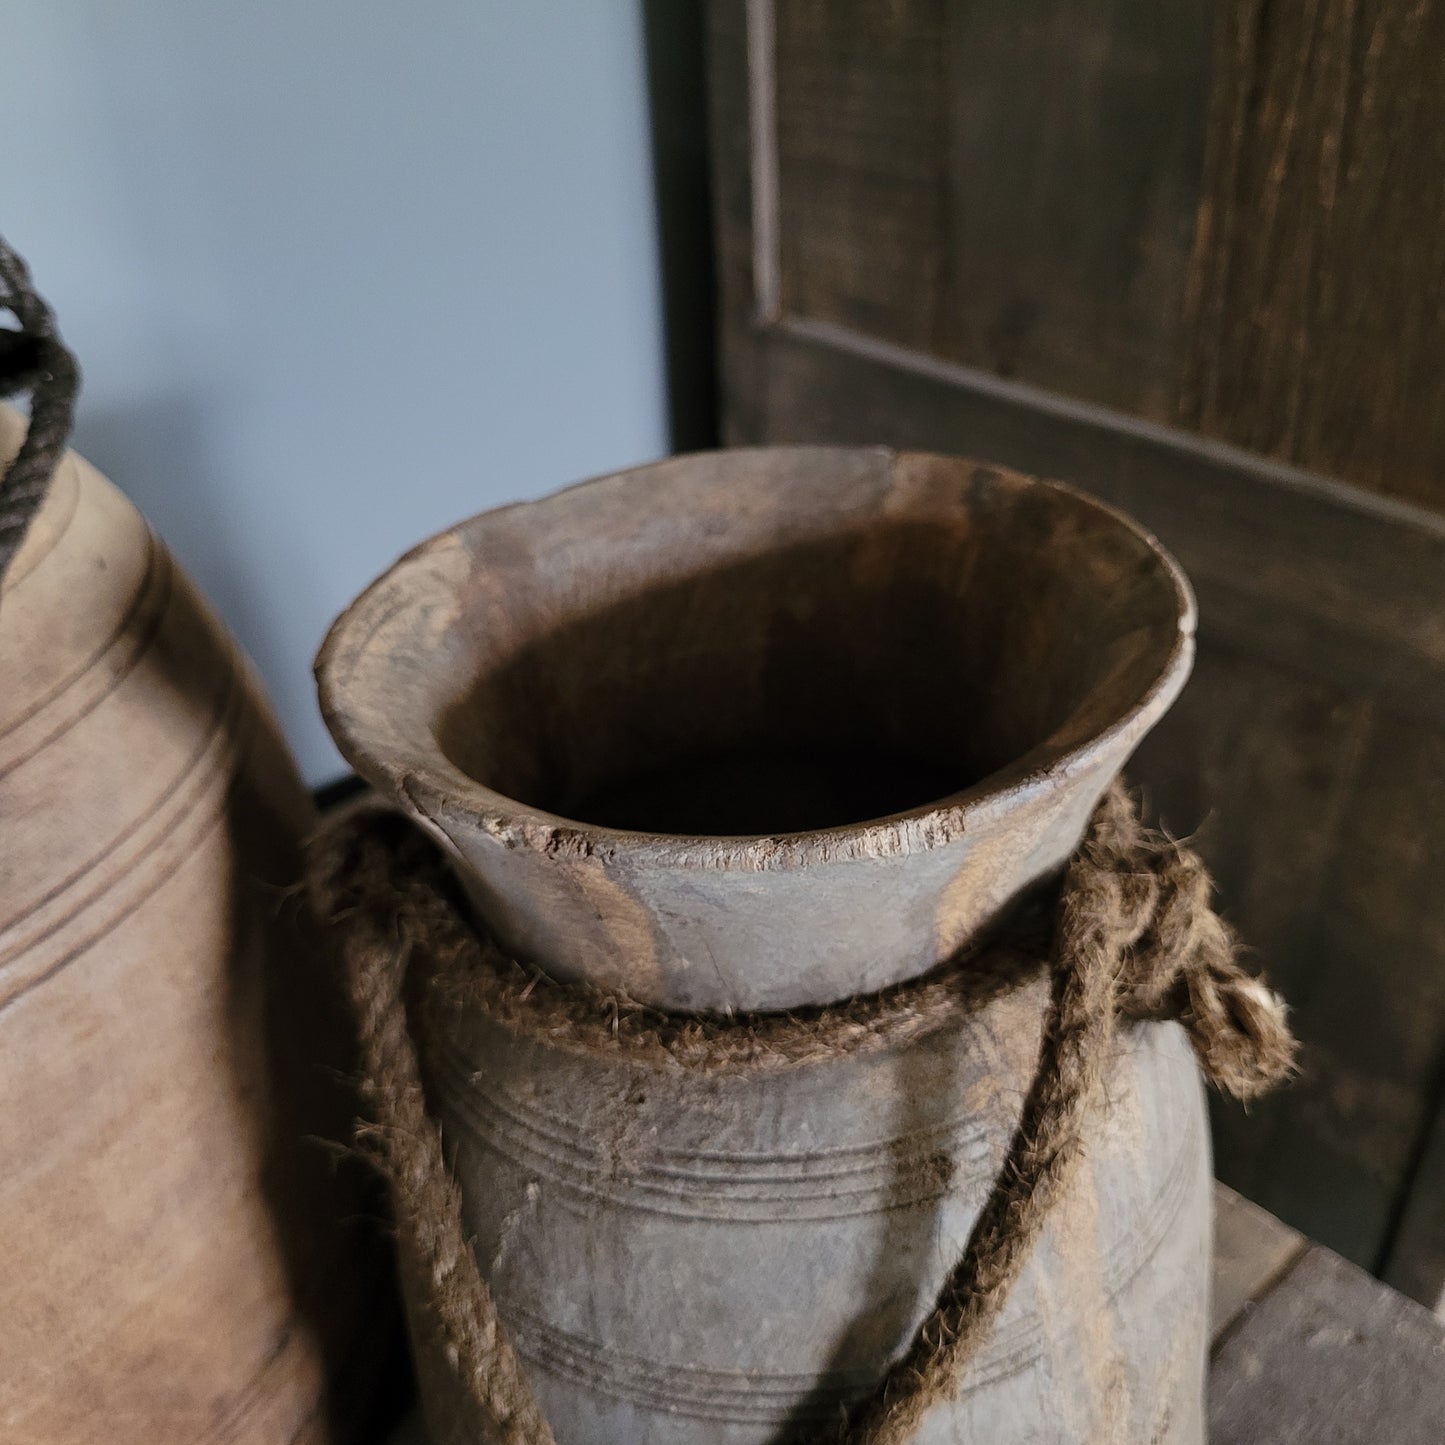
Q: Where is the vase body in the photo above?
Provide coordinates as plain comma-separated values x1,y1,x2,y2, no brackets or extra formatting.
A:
422,975,1211,1444
0,407,389,1443
318,446,1208,1442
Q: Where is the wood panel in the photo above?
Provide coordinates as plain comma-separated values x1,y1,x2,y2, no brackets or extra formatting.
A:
1131,650,1385,1263
774,0,952,349
757,0,1445,509
1183,0,1445,508
775,0,1214,417
708,0,1445,1303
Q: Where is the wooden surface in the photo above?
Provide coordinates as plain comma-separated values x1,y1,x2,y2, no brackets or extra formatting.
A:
390,1183,1445,1441
772,0,1214,422
708,0,1445,1307
0,409,393,1440
1181,0,1445,507
1210,1186,1445,1443
755,0,1445,509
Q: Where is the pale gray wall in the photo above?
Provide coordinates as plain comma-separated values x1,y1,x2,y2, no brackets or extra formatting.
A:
5,1,670,781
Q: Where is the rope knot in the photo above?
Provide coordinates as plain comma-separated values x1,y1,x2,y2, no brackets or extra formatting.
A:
1077,787,1298,1102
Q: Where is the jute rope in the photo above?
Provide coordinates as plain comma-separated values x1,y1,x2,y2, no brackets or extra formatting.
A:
310,781,1296,1444
0,235,80,581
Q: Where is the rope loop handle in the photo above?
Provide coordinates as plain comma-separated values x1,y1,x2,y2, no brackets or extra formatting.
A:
0,236,80,580
310,783,1295,1444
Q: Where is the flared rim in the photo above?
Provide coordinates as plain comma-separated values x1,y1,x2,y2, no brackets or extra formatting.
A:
317,445,1196,870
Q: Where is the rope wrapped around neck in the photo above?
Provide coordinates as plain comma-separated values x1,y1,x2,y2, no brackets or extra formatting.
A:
309,781,1295,1445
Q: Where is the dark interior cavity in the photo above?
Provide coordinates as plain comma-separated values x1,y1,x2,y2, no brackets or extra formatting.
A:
572,744,960,835
435,514,1173,837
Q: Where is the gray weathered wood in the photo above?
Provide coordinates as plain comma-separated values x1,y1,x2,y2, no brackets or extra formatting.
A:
321,445,1210,1442
1211,1184,1306,1344
388,1183,1443,1441
1210,1244,1445,1443
319,447,1194,1016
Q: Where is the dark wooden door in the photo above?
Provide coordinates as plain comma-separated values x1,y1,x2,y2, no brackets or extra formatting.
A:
708,0,1445,1308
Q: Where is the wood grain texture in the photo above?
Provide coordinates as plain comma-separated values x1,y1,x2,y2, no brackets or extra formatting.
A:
1182,0,1445,508
773,0,1214,415
774,0,951,350
417,952,1211,1443
0,407,393,1443
750,0,1445,509
1210,1244,1445,1443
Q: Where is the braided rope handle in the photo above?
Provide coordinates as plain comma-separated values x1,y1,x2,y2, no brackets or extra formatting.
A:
0,235,80,581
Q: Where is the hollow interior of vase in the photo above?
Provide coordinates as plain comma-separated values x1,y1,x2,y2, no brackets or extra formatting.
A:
435,506,1178,837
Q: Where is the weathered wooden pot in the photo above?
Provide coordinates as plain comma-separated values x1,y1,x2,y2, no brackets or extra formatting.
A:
0,406,387,1443
319,446,1208,1442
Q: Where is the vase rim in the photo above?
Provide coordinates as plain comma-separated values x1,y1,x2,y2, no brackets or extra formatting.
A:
317,445,1196,872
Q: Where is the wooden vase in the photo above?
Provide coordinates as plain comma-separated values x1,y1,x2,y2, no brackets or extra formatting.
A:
0,405,388,1444
319,446,1208,1442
